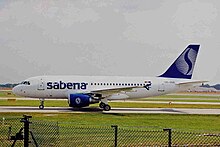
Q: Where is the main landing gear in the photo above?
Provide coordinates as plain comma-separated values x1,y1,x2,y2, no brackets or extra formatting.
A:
39,98,45,109
99,102,111,111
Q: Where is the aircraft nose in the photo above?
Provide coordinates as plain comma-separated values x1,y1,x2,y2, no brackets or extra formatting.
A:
12,86,17,95
12,86,20,96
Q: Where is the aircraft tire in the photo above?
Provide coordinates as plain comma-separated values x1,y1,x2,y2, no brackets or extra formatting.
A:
99,102,105,108
103,104,111,111
39,105,44,109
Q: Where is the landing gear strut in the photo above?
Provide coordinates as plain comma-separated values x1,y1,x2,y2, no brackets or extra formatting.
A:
99,102,111,111
39,98,45,109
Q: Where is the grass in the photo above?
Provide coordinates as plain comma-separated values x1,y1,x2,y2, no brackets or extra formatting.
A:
0,113,220,132
0,90,16,97
139,99,220,103
1,113,220,146
0,99,68,107
152,94,220,99
0,91,220,131
1,91,220,146
109,102,220,109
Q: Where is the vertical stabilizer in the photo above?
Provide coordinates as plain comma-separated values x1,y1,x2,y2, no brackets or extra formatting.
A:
159,44,200,79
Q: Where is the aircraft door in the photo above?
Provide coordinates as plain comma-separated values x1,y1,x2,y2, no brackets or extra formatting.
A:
38,78,45,90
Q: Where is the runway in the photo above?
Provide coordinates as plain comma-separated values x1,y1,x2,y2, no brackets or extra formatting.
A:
0,106,219,114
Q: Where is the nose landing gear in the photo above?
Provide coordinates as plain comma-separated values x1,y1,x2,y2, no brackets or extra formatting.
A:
39,98,45,109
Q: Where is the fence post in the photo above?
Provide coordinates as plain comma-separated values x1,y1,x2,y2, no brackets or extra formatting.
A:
111,125,118,147
21,115,32,147
163,128,172,147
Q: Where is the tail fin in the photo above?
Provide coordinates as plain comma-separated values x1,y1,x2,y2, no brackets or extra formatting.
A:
159,44,200,79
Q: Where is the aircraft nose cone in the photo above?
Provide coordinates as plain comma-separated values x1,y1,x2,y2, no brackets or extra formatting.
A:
12,86,19,95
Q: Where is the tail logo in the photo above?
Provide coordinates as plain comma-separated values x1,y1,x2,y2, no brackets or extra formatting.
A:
175,48,197,76
159,44,199,79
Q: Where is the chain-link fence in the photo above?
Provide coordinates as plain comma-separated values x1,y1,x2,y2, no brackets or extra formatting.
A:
30,120,59,147
0,117,24,147
58,124,115,146
0,115,220,147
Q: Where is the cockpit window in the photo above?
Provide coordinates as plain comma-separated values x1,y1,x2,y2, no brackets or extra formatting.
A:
21,81,30,85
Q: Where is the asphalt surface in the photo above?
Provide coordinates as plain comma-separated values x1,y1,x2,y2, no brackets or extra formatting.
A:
0,106,219,114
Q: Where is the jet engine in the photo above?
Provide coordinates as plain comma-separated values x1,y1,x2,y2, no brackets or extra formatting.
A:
68,94,99,107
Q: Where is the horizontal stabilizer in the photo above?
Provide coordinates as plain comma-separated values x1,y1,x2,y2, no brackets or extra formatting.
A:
176,81,208,86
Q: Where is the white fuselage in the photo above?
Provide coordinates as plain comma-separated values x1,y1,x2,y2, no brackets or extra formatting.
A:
12,75,194,100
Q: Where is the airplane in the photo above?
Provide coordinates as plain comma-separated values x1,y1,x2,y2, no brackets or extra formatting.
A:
12,44,206,111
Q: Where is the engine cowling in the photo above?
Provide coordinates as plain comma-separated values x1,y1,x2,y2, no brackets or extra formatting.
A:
68,94,98,107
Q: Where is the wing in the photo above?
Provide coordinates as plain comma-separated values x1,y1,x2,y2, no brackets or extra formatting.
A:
91,86,142,97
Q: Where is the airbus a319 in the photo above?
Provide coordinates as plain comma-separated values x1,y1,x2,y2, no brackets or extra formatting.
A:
12,44,206,111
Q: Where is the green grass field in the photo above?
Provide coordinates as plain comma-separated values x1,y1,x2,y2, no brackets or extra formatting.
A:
0,90,16,97
1,113,219,146
1,113,220,133
150,94,220,99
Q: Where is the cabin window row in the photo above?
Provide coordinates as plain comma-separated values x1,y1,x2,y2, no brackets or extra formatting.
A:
90,83,146,86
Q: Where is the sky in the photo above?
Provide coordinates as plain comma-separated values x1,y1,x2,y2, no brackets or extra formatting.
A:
0,0,219,84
